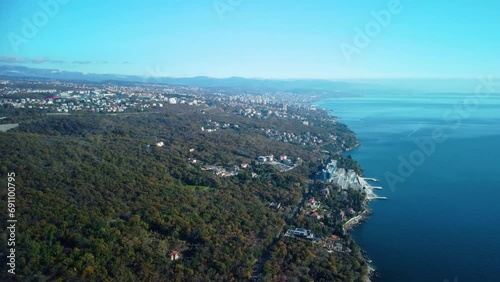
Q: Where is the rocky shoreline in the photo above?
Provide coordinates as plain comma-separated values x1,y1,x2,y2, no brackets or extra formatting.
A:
343,208,372,232
347,206,381,282
326,106,381,281
342,179,382,281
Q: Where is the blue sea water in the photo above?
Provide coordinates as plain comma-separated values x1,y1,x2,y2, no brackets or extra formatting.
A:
318,93,500,282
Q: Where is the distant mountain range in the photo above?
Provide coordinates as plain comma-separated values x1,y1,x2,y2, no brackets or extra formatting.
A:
4,65,476,94
0,65,367,95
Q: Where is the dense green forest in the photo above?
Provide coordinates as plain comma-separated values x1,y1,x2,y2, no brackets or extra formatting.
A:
0,105,367,281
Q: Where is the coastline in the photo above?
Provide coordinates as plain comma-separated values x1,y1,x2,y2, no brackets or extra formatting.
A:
341,143,381,281
342,184,379,282
319,105,382,281
353,176,382,281
345,141,361,152
345,181,380,282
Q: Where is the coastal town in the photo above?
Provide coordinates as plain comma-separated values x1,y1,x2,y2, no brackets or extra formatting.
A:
0,78,359,151
1,0,489,280
0,78,316,115
1,76,379,281
275,158,385,256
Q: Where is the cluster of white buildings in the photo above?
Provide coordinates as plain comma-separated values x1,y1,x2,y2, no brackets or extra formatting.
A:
317,160,362,190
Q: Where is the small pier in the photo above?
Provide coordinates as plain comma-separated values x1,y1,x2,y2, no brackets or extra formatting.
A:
363,178,379,182
372,186,383,190
374,197,387,200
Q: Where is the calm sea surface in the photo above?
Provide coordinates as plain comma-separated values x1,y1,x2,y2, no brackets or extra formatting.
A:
318,93,500,282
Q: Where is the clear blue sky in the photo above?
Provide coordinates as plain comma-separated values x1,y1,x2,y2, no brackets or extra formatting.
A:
0,0,499,79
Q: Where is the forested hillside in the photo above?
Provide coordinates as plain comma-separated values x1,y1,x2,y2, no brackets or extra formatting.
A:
0,105,366,281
